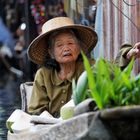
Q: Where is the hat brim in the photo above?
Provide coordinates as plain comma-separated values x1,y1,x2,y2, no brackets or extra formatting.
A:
27,25,98,65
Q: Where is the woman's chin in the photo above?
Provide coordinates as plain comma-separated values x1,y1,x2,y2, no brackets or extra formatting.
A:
58,57,77,64
59,59,76,64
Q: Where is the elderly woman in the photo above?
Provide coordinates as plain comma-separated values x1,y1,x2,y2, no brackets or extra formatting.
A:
27,17,140,118
27,17,98,117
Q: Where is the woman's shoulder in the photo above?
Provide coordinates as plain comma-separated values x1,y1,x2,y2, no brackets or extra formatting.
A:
36,66,52,76
76,58,95,75
78,57,95,65
38,66,51,72
89,58,95,65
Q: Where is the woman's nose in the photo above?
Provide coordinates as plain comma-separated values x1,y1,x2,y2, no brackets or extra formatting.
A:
63,44,69,49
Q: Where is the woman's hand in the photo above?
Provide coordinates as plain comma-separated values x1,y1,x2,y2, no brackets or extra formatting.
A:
126,42,140,60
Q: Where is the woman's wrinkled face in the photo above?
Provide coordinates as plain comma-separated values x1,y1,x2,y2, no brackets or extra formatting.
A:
52,32,80,64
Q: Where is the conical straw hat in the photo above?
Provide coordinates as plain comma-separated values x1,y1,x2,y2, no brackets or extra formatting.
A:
27,17,98,65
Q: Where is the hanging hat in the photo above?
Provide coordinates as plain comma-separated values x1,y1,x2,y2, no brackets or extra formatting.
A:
27,17,98,65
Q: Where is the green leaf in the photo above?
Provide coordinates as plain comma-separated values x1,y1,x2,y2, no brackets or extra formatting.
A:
72,79,78,105
81,51,103,109
121,58,134,89
75,53,140,109
76,71,88,104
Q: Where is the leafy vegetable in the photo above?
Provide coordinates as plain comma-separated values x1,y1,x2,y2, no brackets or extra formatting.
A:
72,52,140,109
72,71,88,105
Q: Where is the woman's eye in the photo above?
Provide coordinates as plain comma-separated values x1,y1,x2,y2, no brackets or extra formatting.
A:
57,44,63,47
68,42,74,45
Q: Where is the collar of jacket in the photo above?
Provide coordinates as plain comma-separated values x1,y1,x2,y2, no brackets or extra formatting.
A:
51,69,77,86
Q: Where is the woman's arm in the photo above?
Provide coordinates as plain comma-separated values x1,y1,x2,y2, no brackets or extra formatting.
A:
126,42,140,60
28,68,50,115
115,42,140,69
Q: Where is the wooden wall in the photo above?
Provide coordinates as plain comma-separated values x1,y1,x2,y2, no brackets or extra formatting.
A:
94,0,140,74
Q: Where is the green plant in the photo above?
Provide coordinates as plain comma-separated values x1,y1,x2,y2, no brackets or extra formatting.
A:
72,51,140,109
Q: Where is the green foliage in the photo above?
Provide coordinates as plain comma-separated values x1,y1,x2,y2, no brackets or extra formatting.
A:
72,71,88,105
72,51,140,109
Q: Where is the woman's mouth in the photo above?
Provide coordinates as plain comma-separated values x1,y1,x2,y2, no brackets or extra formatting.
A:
63,52,72,56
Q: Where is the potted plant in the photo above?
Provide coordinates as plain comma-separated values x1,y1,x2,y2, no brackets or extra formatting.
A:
72,52,140,140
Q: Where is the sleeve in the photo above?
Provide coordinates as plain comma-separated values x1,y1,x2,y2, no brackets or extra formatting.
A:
28,68,50,115
114,44,132,69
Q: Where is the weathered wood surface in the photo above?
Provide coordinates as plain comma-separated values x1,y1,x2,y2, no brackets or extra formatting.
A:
8,106,140,140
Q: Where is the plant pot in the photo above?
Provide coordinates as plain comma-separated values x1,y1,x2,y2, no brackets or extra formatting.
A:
100,105,140,140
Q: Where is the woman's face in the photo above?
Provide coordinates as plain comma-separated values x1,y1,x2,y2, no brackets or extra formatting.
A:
51,32,80,64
